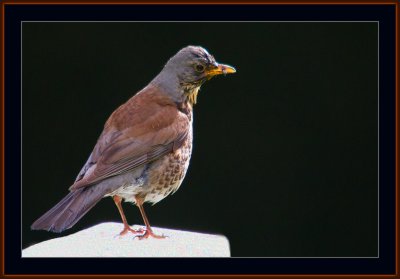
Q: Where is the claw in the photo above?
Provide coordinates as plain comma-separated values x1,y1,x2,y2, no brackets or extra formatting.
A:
134,229,167,240
119,226,145,236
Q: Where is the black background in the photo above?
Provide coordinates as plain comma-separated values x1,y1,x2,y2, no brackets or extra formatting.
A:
22,21,379,257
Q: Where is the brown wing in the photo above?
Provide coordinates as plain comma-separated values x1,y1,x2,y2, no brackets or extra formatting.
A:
69,85,190,191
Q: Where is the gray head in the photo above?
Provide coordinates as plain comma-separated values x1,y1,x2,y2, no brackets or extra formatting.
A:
152,46,236,105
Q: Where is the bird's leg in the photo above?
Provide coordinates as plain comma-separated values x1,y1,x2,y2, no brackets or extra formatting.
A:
113,195,144,236
135,196,166,240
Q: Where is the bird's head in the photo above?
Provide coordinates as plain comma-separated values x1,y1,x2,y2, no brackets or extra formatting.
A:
153,46,236,105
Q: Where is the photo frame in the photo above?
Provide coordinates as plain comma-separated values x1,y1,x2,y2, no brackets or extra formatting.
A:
2,1,398,277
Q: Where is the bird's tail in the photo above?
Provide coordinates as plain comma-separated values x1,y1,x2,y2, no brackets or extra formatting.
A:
31,187,104,233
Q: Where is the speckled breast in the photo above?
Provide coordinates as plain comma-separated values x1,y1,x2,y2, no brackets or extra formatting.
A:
143,127,193,204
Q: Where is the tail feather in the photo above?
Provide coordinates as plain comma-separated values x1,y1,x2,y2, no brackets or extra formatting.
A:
31,187,104,233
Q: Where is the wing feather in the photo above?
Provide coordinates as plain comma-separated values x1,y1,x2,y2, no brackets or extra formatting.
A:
69,86,190,191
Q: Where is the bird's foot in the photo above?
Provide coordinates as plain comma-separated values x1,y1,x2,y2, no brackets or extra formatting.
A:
135,229,167,240
119,226,145,236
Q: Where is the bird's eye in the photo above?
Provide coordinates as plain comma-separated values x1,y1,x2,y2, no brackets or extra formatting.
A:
195,64,205,73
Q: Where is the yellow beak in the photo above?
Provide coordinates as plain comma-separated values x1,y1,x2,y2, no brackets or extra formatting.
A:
206,63,236,76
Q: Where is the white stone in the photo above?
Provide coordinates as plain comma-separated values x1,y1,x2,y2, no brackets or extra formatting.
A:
23,222,230,257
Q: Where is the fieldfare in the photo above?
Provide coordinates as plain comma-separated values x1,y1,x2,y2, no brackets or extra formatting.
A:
31,46,236,239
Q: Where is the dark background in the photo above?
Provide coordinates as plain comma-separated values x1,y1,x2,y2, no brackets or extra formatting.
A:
22,22,378,257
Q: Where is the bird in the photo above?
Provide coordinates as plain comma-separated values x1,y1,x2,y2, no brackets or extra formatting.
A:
31,46,236,239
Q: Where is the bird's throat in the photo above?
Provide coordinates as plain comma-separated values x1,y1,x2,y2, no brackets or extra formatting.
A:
183,85,201,105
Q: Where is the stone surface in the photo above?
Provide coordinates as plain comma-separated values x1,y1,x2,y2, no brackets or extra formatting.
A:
23,222,230,257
